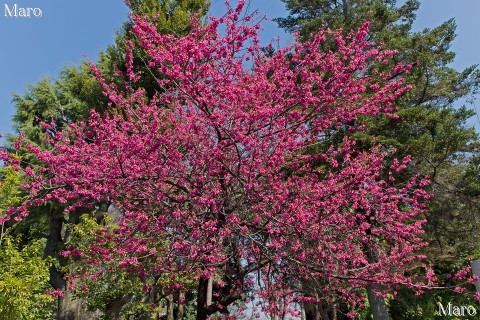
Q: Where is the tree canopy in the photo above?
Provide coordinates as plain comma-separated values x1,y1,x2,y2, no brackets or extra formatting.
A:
1,2,452,319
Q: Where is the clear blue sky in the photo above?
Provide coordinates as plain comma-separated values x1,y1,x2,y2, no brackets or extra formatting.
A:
1,0,479,139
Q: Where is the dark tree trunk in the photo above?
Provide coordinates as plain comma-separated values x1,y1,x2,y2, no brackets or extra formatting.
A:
57,290,91,320
303,300,330,320
46,208,91,320
359,211,390,320
105,296,131,320
175,291,185,320
363,251,390,320
367,284,390,320
304,302,321,320
167,294,175,320
196,277,210,320
331,303,337,320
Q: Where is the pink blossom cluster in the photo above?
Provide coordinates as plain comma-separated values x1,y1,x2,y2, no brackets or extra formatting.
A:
2,1,438,317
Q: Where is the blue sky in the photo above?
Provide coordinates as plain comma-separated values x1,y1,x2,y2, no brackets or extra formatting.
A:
1,0,479,139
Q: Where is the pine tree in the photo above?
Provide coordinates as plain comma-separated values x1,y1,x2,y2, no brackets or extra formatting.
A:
276,1,480,319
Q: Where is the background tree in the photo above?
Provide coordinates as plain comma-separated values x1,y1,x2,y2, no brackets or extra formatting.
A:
0,235,55,320
0,164,56,320
276,0,480,319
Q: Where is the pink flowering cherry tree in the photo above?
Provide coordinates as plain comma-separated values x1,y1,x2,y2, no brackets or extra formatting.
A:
2,2,437,319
